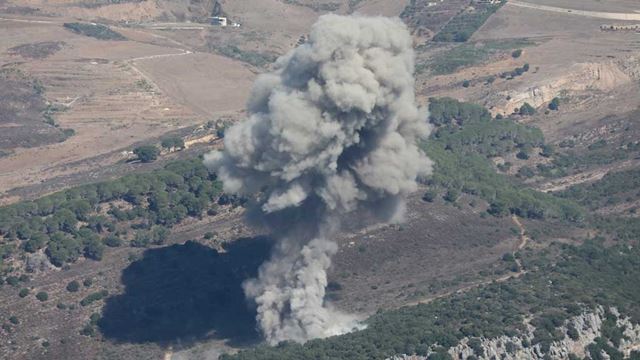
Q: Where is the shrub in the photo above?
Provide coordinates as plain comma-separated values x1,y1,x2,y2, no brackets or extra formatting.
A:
83,278,93,288
567,323,579,340
36,291,49,301
517,166,535,178
512,49,523,58
80,324,95,337
18,288,29,298
80,290,108,306
6,276,19,286
462,80,470,88
422,190,438,203
519,103,536,116
9,316,19,325
66,280,80,292
540,144,555,157
548,97,560,111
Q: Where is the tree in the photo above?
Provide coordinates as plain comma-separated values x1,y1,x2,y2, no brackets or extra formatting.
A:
488,201,509,217
516,151,530,160
422,190,438,203
83,237,105,261
519,103,536,116
80,324,95,337
444,189,460,203
24,232,48,253
180,192,206,216
150,225,169,245
148,190,169,212
15,222,32,240
103,235,122,247
66,280,80,292
48,208,78,233
36,291,49,302
548,97,560,111
133,145,159,163
517,166,535,178
86,215,109,233
65,199,92,221
131,231,151,248
462,80,470,88
46,232,82,266
161,137,185,150
512,49,523,58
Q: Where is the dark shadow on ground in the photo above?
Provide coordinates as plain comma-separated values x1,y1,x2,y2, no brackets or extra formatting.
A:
98,237,272,347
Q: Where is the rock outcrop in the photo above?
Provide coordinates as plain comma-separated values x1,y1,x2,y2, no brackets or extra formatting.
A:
388,307,640,360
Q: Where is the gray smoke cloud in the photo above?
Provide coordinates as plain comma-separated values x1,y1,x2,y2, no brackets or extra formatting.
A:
204,14,432,345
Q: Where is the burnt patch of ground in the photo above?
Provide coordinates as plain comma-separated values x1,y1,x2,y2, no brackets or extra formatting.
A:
6,41,66,59
0,67,68,149
0,6,41,15
98,237,272,347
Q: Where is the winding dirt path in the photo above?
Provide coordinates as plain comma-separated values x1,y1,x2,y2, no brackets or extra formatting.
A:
404,215,528,307
507,1,640,21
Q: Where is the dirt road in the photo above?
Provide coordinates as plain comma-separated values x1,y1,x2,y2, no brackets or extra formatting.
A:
507,0,640,21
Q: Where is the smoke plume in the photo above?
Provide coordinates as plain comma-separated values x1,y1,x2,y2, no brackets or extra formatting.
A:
204,14,432,345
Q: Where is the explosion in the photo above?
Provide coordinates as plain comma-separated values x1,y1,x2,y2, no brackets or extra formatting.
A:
205,14,432,345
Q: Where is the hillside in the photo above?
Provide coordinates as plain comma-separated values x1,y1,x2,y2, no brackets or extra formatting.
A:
1,0,640,359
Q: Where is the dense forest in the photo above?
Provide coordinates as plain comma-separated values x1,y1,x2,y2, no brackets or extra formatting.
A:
425,97,583,222
0,159,226,268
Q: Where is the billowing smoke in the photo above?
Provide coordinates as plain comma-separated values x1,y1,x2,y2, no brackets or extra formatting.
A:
204,14,432,345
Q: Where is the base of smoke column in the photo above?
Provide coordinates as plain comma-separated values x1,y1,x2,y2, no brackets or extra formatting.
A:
244,237,368,345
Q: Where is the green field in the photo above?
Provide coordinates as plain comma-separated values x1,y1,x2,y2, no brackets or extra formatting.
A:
423,39,534,75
